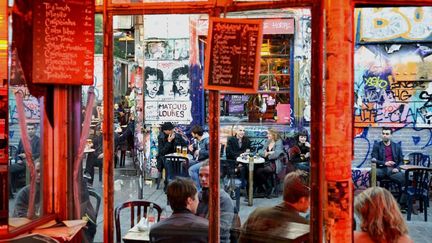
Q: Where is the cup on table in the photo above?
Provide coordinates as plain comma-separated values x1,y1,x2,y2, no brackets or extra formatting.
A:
182,147,188,156
176,145,181,154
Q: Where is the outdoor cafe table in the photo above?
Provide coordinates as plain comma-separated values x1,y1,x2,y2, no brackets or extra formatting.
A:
236,154,265,206
122,224,150,243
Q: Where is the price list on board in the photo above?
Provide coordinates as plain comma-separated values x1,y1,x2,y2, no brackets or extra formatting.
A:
33,0,94,85
205,18,262,93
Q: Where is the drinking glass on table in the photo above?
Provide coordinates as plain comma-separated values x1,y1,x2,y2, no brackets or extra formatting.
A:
182,147,188,156
176,145,181,154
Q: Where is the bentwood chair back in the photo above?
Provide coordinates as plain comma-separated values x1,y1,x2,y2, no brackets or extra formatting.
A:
403,167,432,221
408,152,431,168
114,200,162,243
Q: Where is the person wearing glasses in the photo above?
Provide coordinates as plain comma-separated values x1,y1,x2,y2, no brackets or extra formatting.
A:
371,127,405,199
239,171,310,242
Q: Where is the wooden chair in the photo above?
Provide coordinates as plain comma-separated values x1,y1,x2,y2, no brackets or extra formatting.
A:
114,200,162,243
403,167,432,221
163,155,190,187
88,189,101,220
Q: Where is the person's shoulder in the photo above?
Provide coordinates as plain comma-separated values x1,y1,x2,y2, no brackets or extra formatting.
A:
397,234,413,243
353,231,374,243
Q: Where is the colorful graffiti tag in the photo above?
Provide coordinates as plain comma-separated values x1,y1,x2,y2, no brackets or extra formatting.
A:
356,7,432,42
354,44,432,127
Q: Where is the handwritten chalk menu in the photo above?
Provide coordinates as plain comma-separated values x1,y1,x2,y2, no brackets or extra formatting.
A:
204,18,263,93
32,0,94,85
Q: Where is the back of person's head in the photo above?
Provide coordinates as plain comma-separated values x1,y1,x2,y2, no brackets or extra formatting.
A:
283,170,310,203
191,125,204,136
268,128,281,141
167,178,197,211
354,187,408,243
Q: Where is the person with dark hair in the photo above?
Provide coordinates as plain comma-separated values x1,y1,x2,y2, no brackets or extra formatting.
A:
187,125,209,190
150,178,208,243
157,122,188,189
172,65,190,97
290,131,310,172
371,127,405,197
196,161,234,243
354,187,412,243
239,171,310,243
144,66,164,99
84,124,103,185
10,124,40,195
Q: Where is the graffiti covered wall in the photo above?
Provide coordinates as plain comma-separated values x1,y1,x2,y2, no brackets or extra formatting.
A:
353,7,432,187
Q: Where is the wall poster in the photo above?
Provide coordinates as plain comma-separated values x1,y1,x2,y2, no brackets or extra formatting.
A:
143,38,192,125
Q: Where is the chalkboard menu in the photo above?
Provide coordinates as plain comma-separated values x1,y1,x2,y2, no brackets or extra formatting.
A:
32,0,94,85
204,18,263,93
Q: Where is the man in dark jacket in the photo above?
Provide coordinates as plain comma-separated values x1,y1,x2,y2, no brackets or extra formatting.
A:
150,178,208,243
226,125,251,189
240,171,310,243
157,122,188,189
10,124,40,195
226,125,251,160
371,127,405,190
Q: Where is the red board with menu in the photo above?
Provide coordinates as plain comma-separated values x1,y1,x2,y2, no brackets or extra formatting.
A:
32,0,94,85
204,18,263,93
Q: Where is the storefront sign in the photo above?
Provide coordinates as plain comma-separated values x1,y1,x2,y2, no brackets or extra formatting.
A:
204,18,263,93
32,0,94,85
263,19,294,35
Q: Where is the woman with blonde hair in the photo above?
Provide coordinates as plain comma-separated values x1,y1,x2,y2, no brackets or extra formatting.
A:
354,187,413,243
257,128,285,198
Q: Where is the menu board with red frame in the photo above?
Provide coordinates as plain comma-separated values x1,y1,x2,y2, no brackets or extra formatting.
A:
32,0,94,85
204,18,263,93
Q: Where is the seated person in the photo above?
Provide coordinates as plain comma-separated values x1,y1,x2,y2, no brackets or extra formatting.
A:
240,171,310,243
187,125,209,190
197,161,234,243
290,131,310,172
9,123,40,195
13,160,42,218
150,178,208,243
226,125,251,189
157,122,188,189
371,127,405,201
84,124,103,185
257,128,284,198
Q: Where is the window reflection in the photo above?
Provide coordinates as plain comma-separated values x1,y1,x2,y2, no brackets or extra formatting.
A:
8,87,43,221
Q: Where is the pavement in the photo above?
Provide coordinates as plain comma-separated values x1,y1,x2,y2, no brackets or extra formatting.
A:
8,155,432,242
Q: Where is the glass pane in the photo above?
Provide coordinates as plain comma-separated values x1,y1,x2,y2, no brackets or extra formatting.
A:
79,13,103,242
8,85,43,221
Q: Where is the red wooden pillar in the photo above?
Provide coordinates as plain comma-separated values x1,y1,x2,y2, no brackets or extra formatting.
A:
208,91,220,243
103,1,115,242
323,0,354,241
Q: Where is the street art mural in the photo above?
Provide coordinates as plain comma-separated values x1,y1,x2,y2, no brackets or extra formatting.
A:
353,7,432,189
356,7,432,43
354,43,432,127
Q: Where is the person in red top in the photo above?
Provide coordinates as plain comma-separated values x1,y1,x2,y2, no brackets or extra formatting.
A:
371,127,405,195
